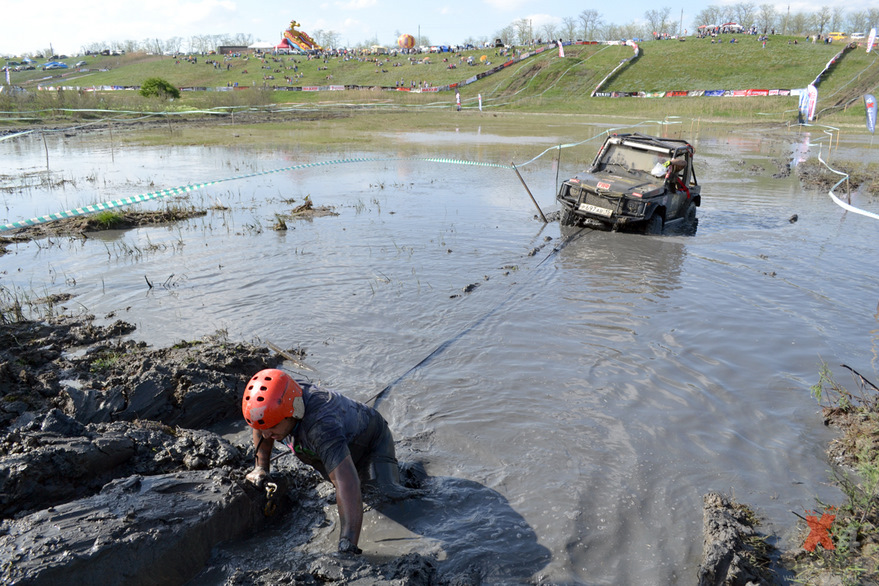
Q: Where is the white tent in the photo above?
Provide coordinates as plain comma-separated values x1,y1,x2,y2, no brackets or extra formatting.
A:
248,42,275,50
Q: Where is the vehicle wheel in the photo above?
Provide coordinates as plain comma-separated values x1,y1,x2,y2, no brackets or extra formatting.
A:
645,213,663,235
684,202,697,224
560,206,576,227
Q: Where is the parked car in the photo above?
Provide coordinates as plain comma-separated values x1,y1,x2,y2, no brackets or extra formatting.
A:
556,133,701,234
850,32,866,40
75,60,87,67
42,61,69,70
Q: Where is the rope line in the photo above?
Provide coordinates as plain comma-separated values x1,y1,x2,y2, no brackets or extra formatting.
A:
804,122,879,222
0,156,512,232
2,120,682,233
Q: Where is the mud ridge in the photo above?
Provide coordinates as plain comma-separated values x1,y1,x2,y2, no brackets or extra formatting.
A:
0,315,453,585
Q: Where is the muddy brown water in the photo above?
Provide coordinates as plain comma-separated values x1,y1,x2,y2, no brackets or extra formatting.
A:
2,121,878,584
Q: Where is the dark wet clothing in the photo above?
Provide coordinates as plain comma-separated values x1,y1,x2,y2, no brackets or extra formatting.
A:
284,382,399,486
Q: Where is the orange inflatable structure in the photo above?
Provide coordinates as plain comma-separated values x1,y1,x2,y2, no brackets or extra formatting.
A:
282,20,322,52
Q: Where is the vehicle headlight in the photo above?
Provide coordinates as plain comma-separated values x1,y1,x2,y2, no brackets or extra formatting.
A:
625,200,644,214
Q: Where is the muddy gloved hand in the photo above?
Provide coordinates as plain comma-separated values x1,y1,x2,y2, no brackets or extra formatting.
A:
245,465,268,486
338,537,362,555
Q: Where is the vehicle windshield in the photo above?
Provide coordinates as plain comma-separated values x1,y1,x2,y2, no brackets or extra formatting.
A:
599,144,674,176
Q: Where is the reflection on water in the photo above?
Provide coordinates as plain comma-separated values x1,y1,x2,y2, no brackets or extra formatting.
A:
2,123,878,583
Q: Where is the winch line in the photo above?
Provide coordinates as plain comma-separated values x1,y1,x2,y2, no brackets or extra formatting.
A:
367,225,591,409
0,156,513,233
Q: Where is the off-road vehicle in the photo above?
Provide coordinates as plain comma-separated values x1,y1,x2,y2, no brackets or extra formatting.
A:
557,133,701,234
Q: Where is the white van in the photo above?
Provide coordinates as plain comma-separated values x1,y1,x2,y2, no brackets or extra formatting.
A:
850,32,866,40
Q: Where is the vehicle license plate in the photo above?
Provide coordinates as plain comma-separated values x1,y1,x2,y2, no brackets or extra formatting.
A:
578,203,613,217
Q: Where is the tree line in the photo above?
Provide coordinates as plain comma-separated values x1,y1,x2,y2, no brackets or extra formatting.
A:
492,4,879,45
17,4,879,59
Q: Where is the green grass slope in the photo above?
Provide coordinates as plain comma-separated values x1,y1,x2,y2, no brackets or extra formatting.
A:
3,37,877,124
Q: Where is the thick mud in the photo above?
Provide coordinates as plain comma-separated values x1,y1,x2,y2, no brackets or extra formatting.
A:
0,315,472,585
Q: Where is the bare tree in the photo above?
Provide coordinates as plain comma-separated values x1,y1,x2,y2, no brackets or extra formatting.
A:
603,22,643,41
561,16,578,41
495,25,515,46
717,5,737,24
644,7,672,36
539,22,559,43
323,31,340,49
190,35,210,54
733,2,757,28
81,41,103,55
579,10,603,40
695,6,722,27
788,12,810,36
847,11,869,34
166,37,183,53
233,33,253,46
814,6,832,34
142,38,163,55
869,9,879,29
513,18,531,45
757,4,777,33
830,6,845,31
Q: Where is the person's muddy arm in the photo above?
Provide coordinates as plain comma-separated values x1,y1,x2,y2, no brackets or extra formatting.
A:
247,428,274,484
328,455,362,552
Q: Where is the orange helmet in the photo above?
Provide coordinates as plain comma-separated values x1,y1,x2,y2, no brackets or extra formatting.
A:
242,369,304,429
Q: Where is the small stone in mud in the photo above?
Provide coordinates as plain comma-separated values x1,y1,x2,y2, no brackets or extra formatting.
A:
789,214,798,223
462,283,479,293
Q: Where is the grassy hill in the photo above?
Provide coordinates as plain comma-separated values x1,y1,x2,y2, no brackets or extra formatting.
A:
2,36,877,125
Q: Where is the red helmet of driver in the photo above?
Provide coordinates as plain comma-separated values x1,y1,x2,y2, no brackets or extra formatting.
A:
242,369,304,429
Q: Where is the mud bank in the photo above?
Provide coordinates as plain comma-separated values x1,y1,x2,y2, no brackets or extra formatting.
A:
0,315,446,585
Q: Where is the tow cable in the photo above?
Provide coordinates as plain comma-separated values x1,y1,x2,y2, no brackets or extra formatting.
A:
366,224,592,409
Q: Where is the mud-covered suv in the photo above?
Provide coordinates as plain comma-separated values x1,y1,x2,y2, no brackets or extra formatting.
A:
557,133,701,233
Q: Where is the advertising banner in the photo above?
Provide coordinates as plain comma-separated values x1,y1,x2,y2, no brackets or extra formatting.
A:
806,84,818,121
866,94,877,134
867,28,876,53
798,89,809,120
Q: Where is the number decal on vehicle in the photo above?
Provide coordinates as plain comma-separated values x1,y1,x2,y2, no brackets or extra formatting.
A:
578,203,613,217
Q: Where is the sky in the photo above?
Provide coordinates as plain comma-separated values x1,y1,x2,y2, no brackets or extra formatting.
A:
3,0,873,57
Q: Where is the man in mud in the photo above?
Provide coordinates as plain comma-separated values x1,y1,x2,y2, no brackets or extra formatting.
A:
242,368,402,554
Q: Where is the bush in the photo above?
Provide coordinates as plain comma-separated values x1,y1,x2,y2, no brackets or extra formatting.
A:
139,77,180,99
